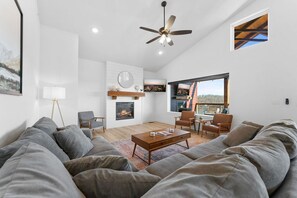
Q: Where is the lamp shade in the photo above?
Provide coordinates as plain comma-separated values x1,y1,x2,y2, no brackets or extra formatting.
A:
43,87,66,100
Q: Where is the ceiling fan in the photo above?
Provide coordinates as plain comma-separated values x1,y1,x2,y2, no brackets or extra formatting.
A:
140,1,192,46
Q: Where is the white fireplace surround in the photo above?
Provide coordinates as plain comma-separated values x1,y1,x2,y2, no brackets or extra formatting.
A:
106,62,143,128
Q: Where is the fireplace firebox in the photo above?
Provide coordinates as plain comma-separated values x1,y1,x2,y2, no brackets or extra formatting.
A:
116,102,134,120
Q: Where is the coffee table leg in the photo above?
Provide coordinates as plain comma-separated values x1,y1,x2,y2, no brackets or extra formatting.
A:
186,140,189,149
132,143,137,157
148,151,151,165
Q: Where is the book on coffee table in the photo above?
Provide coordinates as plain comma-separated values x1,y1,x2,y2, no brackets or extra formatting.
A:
156,131,172,136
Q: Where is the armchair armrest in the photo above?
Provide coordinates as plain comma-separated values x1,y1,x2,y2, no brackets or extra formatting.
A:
95,116,105,121
174,116,181,121
217,123,231,130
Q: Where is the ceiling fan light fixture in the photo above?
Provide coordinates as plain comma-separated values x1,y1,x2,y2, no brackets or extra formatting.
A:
159,34,166,44
166,36,171,42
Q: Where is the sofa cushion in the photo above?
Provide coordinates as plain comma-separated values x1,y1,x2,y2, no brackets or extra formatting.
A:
143,154,268,198
73,169,161,198
0,127,69,168
255,119,297,159
222,137,290,195
54,125,94,159
0,143,84,197
242,121,264,132
271,157,297,198
84,136,122,156
64,155,132,176
182,135,228,160
223,123,259,146
32,117,58,140
145,153,193,178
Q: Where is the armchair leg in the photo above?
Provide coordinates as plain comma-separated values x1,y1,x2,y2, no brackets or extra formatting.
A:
103,127,105,133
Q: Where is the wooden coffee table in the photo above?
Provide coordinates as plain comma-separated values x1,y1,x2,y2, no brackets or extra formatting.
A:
131,128,191,165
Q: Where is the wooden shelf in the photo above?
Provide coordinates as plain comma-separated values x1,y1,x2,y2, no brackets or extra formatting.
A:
107,91,145,100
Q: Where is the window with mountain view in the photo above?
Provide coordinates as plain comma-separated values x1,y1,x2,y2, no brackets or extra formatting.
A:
196,79,225,115
169,74,229,115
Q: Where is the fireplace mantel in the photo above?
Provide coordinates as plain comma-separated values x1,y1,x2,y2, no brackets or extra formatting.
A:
107,91,145,100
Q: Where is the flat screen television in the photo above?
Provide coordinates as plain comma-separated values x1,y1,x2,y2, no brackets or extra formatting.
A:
176,83,190,96
144,79,166,92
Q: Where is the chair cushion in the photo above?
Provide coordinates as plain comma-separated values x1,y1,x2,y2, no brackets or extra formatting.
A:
223,123,259,146
32,117,58,140
180,111,195,121
78,111,95,121
222,137,290,195
202,124,220,133
0,127,69,168
213,114,233,125
176,120,191,126
73,169,161,198
143,154,268,198
54,125,94,159
0,143,84,197
64,155,132,176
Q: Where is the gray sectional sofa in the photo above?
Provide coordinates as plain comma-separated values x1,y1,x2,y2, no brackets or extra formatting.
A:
0,117,296,197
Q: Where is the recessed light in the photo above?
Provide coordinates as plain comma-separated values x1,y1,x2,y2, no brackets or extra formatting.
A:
92,27,99,34
158,51,163,55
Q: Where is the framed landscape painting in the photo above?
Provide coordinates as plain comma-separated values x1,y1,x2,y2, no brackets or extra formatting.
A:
0,0,23,95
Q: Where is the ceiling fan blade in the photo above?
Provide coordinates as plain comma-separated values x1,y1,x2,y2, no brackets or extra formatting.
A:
140,27,160,34
170,30,192,35
146,36,161,44
165,15,176,30
168,39,174,46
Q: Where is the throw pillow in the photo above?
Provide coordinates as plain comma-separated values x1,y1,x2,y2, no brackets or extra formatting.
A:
32,117,58,140
0,127,69,168
54,125,94,159
64,155,132,176
143,154,268,198
73,169,161,198
223,123,259,146
222,137,290,195
0,143,84,197
255,119,297,159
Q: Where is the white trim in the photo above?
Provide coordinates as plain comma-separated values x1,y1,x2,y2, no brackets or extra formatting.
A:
230,9,269,51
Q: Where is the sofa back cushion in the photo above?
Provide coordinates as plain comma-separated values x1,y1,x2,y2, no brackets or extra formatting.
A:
64,155,132,176
223,123,259,147
54,125,94,159
255,119,297,159
143,154,268,198
73,168,160,198
0,127,69,168
33,117,58,140
222,137,290,195
0,143,84,197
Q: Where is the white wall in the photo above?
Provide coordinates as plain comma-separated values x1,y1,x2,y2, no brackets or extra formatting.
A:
0,0,40,146
39,25,79,127
78,58,106,116
106,61,143,128
142,70,162,123
155,0,297,127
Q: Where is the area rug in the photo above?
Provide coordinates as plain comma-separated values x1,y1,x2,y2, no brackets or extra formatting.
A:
111,139,188,170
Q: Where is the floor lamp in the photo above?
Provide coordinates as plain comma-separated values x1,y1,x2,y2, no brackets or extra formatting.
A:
43,87,66,127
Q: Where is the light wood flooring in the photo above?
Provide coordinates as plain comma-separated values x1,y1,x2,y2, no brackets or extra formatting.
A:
93,122,215,147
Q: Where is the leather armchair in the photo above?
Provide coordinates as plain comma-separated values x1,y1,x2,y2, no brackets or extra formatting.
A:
201,114,233,137
175,111,196,131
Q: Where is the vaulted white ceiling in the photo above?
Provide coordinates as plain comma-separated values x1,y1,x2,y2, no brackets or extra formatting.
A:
37,0,255,71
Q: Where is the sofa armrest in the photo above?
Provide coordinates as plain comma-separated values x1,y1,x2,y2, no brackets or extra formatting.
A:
82,129,93,139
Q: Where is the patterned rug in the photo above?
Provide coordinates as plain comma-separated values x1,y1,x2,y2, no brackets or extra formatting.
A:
112,139,188,170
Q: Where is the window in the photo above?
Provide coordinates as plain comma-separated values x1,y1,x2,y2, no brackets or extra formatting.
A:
233,13,268,50
169,73,229,115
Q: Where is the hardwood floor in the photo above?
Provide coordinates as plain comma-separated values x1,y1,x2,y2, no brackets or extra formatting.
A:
93,122,214,147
